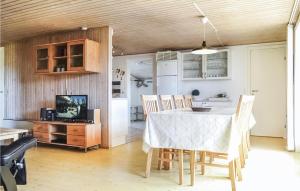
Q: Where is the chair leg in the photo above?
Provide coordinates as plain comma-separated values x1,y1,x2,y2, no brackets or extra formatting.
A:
235,158,242,181
229,160,236,191
242,132,249,159
246,130,251,150
209,152,214,163
190,151,196,186
178,149,184,185
158,148,163,170
145,148,153,178
165,149,173,170
200,151,206,175
239,144,245,168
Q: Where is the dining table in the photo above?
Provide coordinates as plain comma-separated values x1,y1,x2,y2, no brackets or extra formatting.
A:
143,107,256,166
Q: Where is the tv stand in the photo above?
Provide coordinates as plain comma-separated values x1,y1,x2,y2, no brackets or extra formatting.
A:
33,120,101,152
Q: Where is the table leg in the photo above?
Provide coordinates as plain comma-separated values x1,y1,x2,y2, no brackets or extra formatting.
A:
190,151,196,186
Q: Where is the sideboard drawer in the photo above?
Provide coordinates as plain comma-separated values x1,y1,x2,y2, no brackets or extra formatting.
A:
67,125,85,136
67,135,85,146
34,132,50,143
33,123,49,133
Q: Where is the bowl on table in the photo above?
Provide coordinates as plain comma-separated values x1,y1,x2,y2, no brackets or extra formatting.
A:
191,107,212,112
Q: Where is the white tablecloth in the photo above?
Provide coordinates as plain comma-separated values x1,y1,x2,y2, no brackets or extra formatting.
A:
143,107,256,160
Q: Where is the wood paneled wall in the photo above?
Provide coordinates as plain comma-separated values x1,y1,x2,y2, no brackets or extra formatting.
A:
3,27,113,148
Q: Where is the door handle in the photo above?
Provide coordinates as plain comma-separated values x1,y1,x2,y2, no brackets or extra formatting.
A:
251,90,259,93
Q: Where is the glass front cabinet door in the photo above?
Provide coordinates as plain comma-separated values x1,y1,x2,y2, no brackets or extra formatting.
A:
182,53,204,80
205,50,229,79
68,40,85,71
35,45,52,73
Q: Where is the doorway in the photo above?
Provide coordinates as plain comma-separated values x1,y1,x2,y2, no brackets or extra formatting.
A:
128,57,153,141
249,45,286,137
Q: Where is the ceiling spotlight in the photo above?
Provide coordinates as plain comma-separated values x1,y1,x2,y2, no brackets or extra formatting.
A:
202,17,208,24
81,26,88,31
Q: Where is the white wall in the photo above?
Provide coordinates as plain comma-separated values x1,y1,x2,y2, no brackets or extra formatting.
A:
0,47,4,126
294,19,300,151
112,57,128,98
130,79,153,106
287,24,295,151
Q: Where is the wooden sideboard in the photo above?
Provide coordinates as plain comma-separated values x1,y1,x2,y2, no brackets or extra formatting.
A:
33,121,101,152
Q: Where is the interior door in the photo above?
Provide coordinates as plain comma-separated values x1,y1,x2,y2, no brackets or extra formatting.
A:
0,47,4,126
250,46,286,137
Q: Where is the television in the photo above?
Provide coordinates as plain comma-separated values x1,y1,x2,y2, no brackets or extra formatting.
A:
55,95,88,120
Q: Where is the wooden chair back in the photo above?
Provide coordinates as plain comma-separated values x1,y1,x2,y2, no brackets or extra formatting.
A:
184,95,193,108
173,95,185,109
141,95,160,117
159,95,174,110
236,95,255,132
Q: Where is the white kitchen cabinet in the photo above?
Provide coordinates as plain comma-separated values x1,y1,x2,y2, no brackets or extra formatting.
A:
182,49,231,80
111,98,128,147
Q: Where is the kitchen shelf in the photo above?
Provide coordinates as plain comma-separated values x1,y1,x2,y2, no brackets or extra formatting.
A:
71,54,83,57
54,56,68,59
38,57,49,60
51,132,67,136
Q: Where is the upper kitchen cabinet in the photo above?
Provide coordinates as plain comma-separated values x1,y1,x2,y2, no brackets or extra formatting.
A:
34,39,100,75
182,49,231,80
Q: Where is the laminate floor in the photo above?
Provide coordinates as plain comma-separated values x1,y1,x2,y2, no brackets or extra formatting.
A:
2,136,300,191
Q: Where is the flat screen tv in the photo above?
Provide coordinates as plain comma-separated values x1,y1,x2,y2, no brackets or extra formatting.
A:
55,95,88,120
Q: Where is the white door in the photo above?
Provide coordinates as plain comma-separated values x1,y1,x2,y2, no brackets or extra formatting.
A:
250,46,286,137
0,47,4,127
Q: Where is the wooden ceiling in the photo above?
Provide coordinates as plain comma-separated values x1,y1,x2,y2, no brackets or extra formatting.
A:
1,0,294,55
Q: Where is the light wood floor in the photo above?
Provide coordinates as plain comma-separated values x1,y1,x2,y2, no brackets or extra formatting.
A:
2,137,300,191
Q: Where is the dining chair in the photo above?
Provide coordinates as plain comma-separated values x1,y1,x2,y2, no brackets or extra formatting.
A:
206,95,255,167
235,95,255,167
173,95,185,109
142,95,184,184
159,95,175,110
190,95,255,191
184,95,193,108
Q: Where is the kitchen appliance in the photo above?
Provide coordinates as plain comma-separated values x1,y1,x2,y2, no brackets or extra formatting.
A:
156,51,178,95
112,81,121,98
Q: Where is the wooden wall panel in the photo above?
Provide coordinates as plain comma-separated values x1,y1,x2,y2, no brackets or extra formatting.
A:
3,27,112,148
